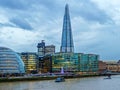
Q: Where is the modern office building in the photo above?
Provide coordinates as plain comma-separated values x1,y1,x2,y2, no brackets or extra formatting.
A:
37,41,55,73
20,52,38,73
52,53,79,72
37,40,55,57
79,54,99,75
38,55,52,73
60,4,74,53
0,47,25,76
52,53,99,74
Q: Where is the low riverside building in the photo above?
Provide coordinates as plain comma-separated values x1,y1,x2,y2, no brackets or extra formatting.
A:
106,61,120,72
0,47,25,76
98,61,107,74
20,52,38,74
52,53,99,75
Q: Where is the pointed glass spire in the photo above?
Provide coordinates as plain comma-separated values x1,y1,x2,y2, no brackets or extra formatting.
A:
60,4,74,53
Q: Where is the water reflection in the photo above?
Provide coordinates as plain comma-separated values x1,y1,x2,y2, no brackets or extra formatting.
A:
0,75,120,90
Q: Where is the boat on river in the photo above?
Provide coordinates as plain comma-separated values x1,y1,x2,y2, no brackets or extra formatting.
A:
55,77,65,82
104,77,111,79
104,74,111,79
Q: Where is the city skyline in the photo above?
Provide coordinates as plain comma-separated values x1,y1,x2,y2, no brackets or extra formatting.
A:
0,0,120,60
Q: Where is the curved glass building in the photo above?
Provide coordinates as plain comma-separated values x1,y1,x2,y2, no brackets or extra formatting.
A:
0,47,25,75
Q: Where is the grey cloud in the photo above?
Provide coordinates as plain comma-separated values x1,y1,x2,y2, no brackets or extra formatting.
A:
72,0,114,24
0,0,61,11
0,23,15,27
0,0,28,10
10,18,33,30
0,0,113,25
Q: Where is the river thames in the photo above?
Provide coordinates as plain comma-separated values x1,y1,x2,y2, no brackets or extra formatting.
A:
0,75,120,90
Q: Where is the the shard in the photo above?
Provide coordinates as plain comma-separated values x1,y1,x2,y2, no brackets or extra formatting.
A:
60,4,74,53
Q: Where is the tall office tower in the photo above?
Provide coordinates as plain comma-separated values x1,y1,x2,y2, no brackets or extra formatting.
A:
60,4,74,53
37,40,55,56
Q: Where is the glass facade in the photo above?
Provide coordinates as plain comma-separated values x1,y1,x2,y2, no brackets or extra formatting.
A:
80,54,98,73
60,4,74,53
38,55,52,73
0,47,25,74
52,53,78,72
21,52,37,73
52,53,99,74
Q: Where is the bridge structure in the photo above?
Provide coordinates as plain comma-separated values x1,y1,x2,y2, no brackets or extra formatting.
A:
101,70,120,75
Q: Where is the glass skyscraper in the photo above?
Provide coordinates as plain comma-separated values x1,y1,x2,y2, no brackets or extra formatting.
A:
60,4,74,53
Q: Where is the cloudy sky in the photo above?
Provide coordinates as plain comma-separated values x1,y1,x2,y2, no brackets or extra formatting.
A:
0,0,120,60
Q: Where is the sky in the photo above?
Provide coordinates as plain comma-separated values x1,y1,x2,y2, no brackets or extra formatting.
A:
0,0,120,60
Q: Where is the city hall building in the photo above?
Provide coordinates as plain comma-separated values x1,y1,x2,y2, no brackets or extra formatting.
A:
0,47,25,76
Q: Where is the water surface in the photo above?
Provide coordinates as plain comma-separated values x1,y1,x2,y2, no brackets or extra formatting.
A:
0,75,120,90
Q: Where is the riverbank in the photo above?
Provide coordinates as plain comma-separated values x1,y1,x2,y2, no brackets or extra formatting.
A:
0,74,101,83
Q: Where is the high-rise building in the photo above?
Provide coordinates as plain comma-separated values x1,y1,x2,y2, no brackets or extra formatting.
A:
37,40,55,57
37,41,55,73
37,40,45,57
60,4,74,53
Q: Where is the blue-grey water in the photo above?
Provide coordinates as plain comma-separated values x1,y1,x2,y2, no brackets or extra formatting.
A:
0,75,120,90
